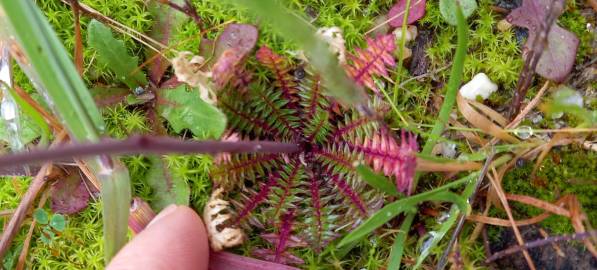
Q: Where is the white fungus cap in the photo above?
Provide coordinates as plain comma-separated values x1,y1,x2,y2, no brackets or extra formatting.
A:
459,73,498,100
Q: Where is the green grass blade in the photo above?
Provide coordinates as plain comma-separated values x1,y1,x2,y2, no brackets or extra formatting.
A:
0,1,131,263
413,177,476,269
224,0,368,109
337,173,475,248
387,213,414,269
420,5,468,155
387,6,469,268
0,1,104,141
356,164,399,197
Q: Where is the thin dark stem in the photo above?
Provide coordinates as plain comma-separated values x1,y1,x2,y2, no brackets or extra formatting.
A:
508,1,563,119
162,0,203,29
486,230,597,263
436,150,495,270
0,135,299,169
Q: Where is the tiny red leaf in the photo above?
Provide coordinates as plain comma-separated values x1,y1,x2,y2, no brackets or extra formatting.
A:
388,0,426,28
50,172,91,215
211,24,258,89
507,0,578,82
215,24,258,59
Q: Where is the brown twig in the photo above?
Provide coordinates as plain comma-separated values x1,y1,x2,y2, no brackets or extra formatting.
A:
0,163,52,259
486,230,597,263
13,85,63,132
508,1,563,119
0,135,299,170
70,0,84,76
487,168,537,270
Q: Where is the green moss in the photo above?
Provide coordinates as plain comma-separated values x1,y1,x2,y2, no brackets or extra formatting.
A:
500,148,597,234
424,0,523,91
559,2,593,62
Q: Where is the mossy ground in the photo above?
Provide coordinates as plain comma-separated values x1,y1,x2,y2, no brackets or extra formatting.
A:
2,0,595,269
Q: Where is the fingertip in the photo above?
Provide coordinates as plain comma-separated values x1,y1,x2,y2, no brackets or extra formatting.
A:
108,205,209,270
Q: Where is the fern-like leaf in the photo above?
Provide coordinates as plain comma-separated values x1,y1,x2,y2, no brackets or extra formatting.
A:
352,130,418,194
346,34,396,93
256,46,300,106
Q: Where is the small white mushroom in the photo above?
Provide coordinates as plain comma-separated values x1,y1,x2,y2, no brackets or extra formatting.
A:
393,25,418,43
459,73,498,100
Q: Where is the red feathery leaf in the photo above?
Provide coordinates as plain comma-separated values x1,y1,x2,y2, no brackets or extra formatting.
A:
235,173,279,222
355,130,418,194
256,46,300,103
309,175,324,246
329,173,368,216
346,35,396,93
275,209,295,263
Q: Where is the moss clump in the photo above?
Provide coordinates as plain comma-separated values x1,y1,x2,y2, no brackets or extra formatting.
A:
500,147,597,234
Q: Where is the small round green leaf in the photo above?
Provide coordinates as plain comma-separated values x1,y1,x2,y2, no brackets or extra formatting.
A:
439,0,477,25
40,234,51,244
49,214,66,232
33,208,49,225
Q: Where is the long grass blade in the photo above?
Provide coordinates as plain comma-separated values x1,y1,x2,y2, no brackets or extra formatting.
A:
0,1,131,262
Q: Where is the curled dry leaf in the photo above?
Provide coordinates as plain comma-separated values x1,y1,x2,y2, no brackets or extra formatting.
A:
171,51,215,104
457,93,520,143
203,187,245,251
507,0,579,82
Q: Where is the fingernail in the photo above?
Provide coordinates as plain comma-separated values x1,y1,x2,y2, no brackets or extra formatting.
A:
146,204,178,228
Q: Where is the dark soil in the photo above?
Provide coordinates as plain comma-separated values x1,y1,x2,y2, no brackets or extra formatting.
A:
490,225,597,270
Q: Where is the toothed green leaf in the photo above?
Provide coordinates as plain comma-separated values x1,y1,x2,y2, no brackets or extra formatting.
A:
157,85,226,139
87,19,147,89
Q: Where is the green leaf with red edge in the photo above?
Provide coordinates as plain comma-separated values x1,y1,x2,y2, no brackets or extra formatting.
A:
145,155,189,211
507,0,578,82
388,0,426,28
50,171,91,215
146,0,188,84
157,84,226,139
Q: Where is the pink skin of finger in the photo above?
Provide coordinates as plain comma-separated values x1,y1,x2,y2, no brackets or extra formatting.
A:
107,205,209,270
